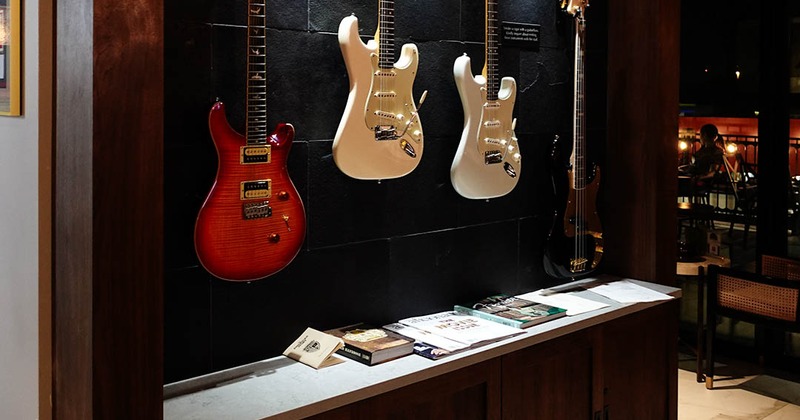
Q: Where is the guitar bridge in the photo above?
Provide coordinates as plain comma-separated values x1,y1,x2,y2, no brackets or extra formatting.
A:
242,200,272,220
570,257,589,273
240,179,272,200
484,150,503,164
240,145,271,164
374,125,398,141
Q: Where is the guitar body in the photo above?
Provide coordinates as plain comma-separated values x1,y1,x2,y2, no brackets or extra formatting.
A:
450,54,521,199
544,153,603,279
333,15,424,180
194,102,306,281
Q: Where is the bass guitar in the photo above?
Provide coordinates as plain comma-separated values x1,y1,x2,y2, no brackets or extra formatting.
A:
544,0,603,279
194,0,306,282
451,0,521,199
333,0,427,180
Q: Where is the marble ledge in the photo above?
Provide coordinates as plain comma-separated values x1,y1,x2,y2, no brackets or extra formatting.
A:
164,275,681,420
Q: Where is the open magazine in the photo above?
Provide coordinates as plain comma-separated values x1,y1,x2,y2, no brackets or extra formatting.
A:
385,311,523,359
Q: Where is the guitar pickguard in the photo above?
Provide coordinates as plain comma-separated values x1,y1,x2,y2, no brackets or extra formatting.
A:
364,58,423,156
477,99,520,171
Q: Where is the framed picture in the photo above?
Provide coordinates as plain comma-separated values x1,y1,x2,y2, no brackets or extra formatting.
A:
0,0,21,116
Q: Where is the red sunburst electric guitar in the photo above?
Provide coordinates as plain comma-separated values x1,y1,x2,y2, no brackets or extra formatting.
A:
194,0,306,282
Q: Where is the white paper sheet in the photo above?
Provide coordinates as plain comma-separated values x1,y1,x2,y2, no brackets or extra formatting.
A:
516,290,610,316
587,280,674,303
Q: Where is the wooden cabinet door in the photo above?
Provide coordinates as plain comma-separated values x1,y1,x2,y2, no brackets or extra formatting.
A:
310,359,501,419
501,330,597,420
601,302,678,420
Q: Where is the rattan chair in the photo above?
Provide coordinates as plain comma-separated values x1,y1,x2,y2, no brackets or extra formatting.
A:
761,254,800,281
705,264,800,389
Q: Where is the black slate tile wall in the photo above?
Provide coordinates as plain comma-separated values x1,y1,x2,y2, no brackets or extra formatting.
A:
164,0,605,383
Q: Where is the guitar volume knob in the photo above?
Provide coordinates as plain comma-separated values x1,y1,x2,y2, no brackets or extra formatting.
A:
278,191,289,201
269,233,281,243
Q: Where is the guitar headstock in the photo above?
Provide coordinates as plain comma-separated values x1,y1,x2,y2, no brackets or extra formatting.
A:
561,0,588,17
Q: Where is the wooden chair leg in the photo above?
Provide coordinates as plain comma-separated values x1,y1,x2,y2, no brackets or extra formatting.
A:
705,304,716,389
696,266,706,383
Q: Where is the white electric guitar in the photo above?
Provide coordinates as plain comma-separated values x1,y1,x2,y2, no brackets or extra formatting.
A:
333,0,427,180
450,0,521,200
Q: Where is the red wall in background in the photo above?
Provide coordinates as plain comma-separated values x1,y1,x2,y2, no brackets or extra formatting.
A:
679,117,800,176
679,116,800,138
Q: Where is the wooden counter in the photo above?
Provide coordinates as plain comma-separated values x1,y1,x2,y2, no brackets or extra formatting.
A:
164,277,680,420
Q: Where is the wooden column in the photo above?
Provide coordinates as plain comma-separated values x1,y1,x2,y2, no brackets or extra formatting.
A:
52,0,164,417
604,0,680,286
757,0,790,258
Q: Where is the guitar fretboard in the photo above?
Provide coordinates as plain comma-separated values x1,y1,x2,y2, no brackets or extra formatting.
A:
485,0,500,101
573,12,587,189
378,0,396,69
246,0,268,145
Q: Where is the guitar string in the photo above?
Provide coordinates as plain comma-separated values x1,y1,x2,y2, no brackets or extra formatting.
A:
575,10,584,270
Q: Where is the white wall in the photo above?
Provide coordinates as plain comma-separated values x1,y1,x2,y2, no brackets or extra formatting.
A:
0,0,39,417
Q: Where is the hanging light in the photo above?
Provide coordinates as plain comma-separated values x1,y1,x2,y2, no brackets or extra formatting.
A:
725,143,738,155
678,140,689,151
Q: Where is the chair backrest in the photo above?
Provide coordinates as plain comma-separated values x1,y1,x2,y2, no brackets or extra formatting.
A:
761,254,800,281
708,265,800,326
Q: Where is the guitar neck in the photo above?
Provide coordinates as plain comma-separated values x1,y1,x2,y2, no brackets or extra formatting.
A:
246,0,268,145
572,11,587,189
377,0,396,69
485,0,500,101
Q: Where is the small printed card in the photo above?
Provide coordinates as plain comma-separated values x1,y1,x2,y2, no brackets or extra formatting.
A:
283,327,345,369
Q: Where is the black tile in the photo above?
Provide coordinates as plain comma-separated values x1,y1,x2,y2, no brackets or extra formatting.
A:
166,0,307,29
413,40,480,140
515,47,572,137
384,221,523,322
461,0,485,43
397,0,460,42
266,31,348,142
306,140,394,247
209,240,391,371
309,0,375,34
164,267,213,383
519,215,565,290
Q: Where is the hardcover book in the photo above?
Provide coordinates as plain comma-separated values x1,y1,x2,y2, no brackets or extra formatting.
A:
324,323,414,366
454,294,567,329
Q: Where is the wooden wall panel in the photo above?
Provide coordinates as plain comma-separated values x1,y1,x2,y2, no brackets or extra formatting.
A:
604,0,680,285
53,0,94,416
91,0,164,416
39,0,54,417
52,0,164,417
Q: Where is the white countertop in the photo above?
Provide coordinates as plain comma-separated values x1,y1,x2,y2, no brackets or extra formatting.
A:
163,276,681,420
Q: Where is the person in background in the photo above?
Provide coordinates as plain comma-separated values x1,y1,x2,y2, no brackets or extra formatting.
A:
684,124,725,177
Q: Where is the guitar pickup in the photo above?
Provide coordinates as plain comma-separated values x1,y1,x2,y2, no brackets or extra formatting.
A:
240,145,271,164
240,180,272,200
484,150,503,164
242,200,272,220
